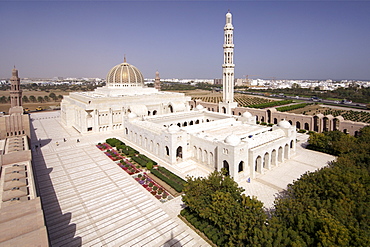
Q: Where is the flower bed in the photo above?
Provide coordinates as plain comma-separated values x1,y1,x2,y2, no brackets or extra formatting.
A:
96,143,112,151
132,173,173,203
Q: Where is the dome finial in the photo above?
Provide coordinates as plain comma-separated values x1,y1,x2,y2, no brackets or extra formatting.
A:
124,54,126,63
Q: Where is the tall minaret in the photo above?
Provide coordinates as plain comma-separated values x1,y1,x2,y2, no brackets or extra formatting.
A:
10,66,22,108
154,71,161,90
219,11,237,114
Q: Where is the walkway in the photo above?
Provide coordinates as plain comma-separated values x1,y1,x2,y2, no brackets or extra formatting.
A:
239,133,336,208
30,111,209,247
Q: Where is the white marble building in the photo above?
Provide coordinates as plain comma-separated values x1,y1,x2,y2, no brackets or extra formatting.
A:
61,11,296,182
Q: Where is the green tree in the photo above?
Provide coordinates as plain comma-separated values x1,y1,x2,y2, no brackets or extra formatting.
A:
44,95,50,102
29,95,36,103
49,92,57,101
22,95,29,103
57,94,63,101
0,96,7,103
37,96,44,103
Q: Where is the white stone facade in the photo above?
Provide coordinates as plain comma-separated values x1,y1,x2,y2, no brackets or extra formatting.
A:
61,11,296,182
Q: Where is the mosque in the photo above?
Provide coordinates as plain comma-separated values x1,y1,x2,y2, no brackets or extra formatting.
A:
61,12,296,182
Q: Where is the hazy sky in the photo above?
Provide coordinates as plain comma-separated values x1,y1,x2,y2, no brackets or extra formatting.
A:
1,0,370,80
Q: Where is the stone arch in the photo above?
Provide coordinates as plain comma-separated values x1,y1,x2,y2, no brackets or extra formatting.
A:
238,161,244,172
323,117,329,132
204,150,208,164
176,146,182,159
261,116,265,122
223,160,230,176
290,140,294,148
199,148,202,162
264,152,270,169
165,146,170,156
195,119,200,124
125,128,128,135
169,105,174,113
210,152,214,168
284,144,289,159
288,120,293,125
314,116,320,132
222,107,226,114
156,143,160,155
274,118,278,124
190,120,194,125
267,109,272,123
255,156,262,173
304,122,310,130
153,110,157,115
333,118,340,131
296,121,301,129
278,146,283,162
183,121,188,127
271,149,277,166
194,146,197,159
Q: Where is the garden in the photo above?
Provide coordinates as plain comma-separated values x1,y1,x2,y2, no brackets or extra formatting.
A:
96,138,185,202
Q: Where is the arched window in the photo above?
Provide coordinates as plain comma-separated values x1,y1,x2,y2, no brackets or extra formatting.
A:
223,160,230,176
176,146,182,158
238,161,244,172
165,146,169,156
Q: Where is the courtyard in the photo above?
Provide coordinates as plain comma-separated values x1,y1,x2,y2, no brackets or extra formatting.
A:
30,110,335,246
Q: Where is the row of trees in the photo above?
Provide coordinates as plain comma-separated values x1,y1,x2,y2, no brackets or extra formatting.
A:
182,126,370,246
0,93,63,104
250,85,370,104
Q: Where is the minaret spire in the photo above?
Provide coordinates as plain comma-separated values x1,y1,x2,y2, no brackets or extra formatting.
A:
10,66,22,108
124,54,127,63
154,70,161,91
219,11,237,114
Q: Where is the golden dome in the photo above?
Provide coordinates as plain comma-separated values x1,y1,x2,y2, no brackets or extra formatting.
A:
106,59,144,87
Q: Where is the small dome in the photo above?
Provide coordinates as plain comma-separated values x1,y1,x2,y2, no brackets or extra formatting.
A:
242,111,253,118
127,112,137,119
106,59,144,87
278,119,291,128
224,134,240,146
196,104,204,110
168,125,180,133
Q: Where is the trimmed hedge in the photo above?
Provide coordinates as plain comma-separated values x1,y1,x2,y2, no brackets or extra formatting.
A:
181,207,225,246
249,100,293,109
276,103,312,112
150,169,184,192
106,138,125,147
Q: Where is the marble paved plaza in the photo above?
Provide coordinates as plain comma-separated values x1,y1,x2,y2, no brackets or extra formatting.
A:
30,111,335,246
30,111,209,246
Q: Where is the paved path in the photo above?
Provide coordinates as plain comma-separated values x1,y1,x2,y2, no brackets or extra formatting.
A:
239,133,336,208
30,111,336,245
30,111,209,247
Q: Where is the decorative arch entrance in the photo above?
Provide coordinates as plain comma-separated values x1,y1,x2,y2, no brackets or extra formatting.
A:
176,146,182,159
223,160,230,176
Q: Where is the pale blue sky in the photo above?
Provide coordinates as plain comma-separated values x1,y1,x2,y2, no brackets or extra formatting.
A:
1,0,369,80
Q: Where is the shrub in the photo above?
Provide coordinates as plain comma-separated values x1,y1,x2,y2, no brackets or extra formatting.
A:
146,161,153,170
298,129,307,133
150,169,184,192
153,186,158,191
149,182,153,187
